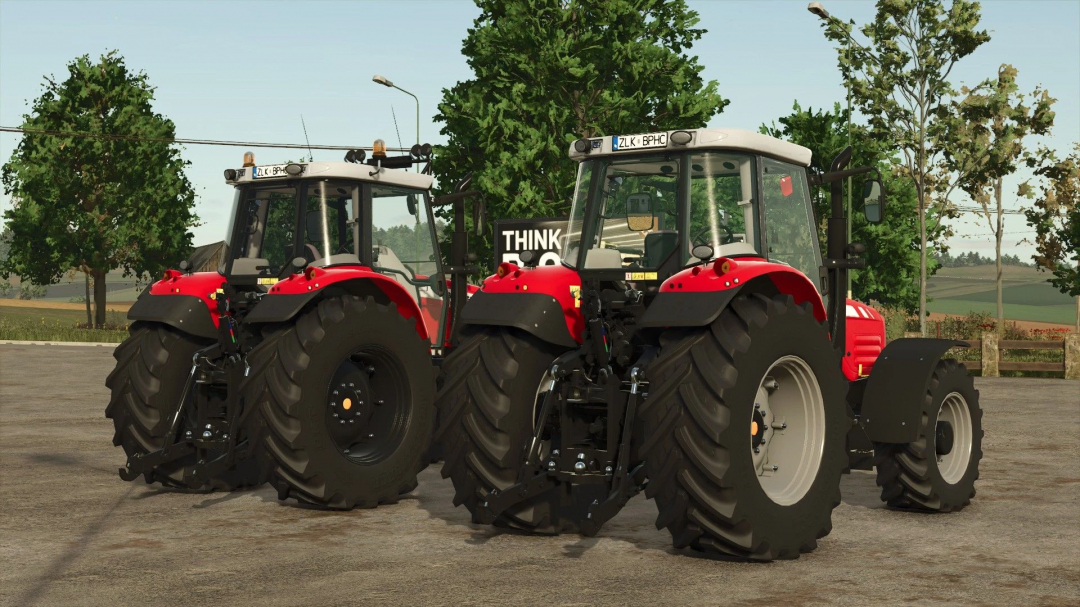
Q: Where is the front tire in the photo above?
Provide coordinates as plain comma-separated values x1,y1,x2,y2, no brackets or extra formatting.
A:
244,296,435,509
874,359,982,512
640,293,848,560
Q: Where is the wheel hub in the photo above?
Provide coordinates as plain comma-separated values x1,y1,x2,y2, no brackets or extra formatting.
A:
936,392,973,484
326,363,374,447
752,356,826,506
935,420,954,455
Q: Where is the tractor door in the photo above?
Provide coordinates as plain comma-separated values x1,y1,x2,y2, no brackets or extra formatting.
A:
759,158,823,290
369,184,446,345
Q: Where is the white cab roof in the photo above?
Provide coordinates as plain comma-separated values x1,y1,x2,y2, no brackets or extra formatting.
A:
569,128,812,167
227,161,433,189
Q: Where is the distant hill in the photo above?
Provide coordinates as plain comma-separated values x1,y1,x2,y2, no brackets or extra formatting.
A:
927,265,1077,324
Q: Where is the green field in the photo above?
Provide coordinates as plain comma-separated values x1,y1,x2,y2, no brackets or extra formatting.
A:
927,265,1077,325
0,306,129,342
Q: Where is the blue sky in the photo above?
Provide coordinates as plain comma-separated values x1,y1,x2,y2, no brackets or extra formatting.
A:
1,0,1077,259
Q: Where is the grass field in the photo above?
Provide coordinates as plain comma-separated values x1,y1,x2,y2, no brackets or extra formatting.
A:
0,304,129,342
927,265,1078,325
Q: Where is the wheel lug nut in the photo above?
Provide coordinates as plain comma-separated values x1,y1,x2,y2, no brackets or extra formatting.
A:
202,431,211,439
574,461,586,472
548,461,557,470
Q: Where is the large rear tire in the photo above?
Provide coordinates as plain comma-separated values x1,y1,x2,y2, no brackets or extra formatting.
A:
105,321,270,490
435,326,607,534
640,293,848,560
244,295,435,509
874,359,982,512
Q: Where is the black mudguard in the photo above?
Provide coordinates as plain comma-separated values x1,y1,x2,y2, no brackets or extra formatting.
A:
458,291,578,348
127,292,218,339
243,293,315,324
636,288,743,328
858,338,969,444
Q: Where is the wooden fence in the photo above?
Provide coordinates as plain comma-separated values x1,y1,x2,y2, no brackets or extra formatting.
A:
952,333,1079,378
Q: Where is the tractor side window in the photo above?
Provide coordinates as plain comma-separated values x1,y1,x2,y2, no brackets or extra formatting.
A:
761,158,820,284
233,184,299,276
302,181,358,265
688,153,759,262
371,185,445,345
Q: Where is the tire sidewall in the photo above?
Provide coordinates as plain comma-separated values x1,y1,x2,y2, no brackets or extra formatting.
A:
920,365,982,504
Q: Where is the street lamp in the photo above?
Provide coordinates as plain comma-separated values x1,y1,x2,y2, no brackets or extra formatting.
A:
372,74,419,146
808,1,855,299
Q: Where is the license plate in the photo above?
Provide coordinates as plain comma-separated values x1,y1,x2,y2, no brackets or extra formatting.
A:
252,164,290,179
612,132,667,151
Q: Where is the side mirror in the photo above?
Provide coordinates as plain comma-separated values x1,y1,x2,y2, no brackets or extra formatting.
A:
691,244,714,261
291,257,307,272
406,194,418,217
625,192,654,231
862,180,884,224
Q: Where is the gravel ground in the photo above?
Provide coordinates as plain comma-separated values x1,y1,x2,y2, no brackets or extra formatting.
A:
1,344,1077,606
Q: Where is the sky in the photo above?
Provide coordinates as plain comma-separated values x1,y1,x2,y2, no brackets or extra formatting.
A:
1,0,1078,259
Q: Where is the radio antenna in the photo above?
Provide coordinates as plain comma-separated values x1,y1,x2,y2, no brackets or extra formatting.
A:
390,106,405,171
301,115,314,162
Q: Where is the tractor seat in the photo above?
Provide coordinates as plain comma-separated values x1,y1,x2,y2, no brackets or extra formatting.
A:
643,230,678,268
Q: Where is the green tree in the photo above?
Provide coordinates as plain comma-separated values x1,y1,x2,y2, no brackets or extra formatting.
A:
434,0,728,270
820,0,991,334
1024,144,1080,331
1,52,197,327
941,64,1055,332
762,102,938,313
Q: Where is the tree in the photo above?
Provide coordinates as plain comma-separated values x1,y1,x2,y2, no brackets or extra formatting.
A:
942,64,1055,332
1,52,197,327
821,0,991,334
434,0,728,270
762,102,940,313
1024,144,1080,331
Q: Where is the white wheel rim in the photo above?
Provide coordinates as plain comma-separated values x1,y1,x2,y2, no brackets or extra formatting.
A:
937,392,973,484
752,355,826,506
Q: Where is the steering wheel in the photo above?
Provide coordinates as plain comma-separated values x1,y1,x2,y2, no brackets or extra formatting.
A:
690,224,736,247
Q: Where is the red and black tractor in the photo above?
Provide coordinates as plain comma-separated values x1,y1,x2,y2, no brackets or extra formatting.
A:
107,142,483,508
434,129,982,560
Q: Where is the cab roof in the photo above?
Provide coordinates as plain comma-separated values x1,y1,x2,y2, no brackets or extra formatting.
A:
568,128,812,167
226,161,433,189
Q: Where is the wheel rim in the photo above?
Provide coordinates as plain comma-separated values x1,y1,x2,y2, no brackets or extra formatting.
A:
936,392,973,484
324,346,410,465
752,355,826,506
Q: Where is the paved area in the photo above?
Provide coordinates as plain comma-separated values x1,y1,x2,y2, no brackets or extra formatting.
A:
1,344,1077,606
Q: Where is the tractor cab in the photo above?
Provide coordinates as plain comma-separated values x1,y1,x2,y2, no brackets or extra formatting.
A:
562,129,829,291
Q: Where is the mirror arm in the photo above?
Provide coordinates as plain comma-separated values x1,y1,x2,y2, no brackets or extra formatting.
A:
815,165,877,184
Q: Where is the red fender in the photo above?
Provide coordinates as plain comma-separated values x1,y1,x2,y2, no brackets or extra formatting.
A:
659,257,827,322
269,266,430,341
148,270,226,327
478,263,585,344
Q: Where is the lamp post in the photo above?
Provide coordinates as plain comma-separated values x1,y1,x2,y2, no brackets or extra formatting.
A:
808,1,864,299
372,74,419,146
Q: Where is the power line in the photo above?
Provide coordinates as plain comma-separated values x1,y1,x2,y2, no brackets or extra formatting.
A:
0,125,412,152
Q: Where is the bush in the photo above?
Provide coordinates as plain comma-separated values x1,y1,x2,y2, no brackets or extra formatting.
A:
17,284,47,300
0,281,13,298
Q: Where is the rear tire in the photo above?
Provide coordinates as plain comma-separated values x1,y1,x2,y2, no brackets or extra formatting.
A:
105,321,269,490
874,359,982,512
244,296,435,509
435,326,606,534
640,293,848,560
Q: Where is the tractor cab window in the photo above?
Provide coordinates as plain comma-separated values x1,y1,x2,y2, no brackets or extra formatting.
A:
564,154,680,271
687,153,760,262
230,184,300,277
302,181,359,266
371,185,445,344
761,158,821,284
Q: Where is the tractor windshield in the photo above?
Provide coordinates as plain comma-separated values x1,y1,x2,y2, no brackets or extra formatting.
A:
563,151,761,272
230,183,302,278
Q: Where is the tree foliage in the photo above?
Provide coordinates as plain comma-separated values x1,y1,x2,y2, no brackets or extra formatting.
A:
1,52,197,325
434,0,728,270
820,0,991,332
1024,144,1080,297
940,63,1055,329
762,101,937,313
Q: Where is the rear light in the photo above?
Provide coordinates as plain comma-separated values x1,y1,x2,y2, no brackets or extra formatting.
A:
714,257,738,276
496,262,518,278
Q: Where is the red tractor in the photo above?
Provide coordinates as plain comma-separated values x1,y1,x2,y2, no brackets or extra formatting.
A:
107,142,483,508
435,129,983,560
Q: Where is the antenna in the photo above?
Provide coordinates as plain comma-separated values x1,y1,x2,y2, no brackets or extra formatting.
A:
390,106,405,171
301,115,314,162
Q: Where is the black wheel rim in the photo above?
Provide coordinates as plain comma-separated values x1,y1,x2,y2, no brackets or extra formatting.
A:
324,346,410,465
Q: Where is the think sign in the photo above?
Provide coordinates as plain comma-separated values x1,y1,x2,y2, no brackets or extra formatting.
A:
494,218,569,267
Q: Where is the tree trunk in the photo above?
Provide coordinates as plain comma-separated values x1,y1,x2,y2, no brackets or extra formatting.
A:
995,176,1004,334
918,185,927,337
93,268,107,328
84,271,92,328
